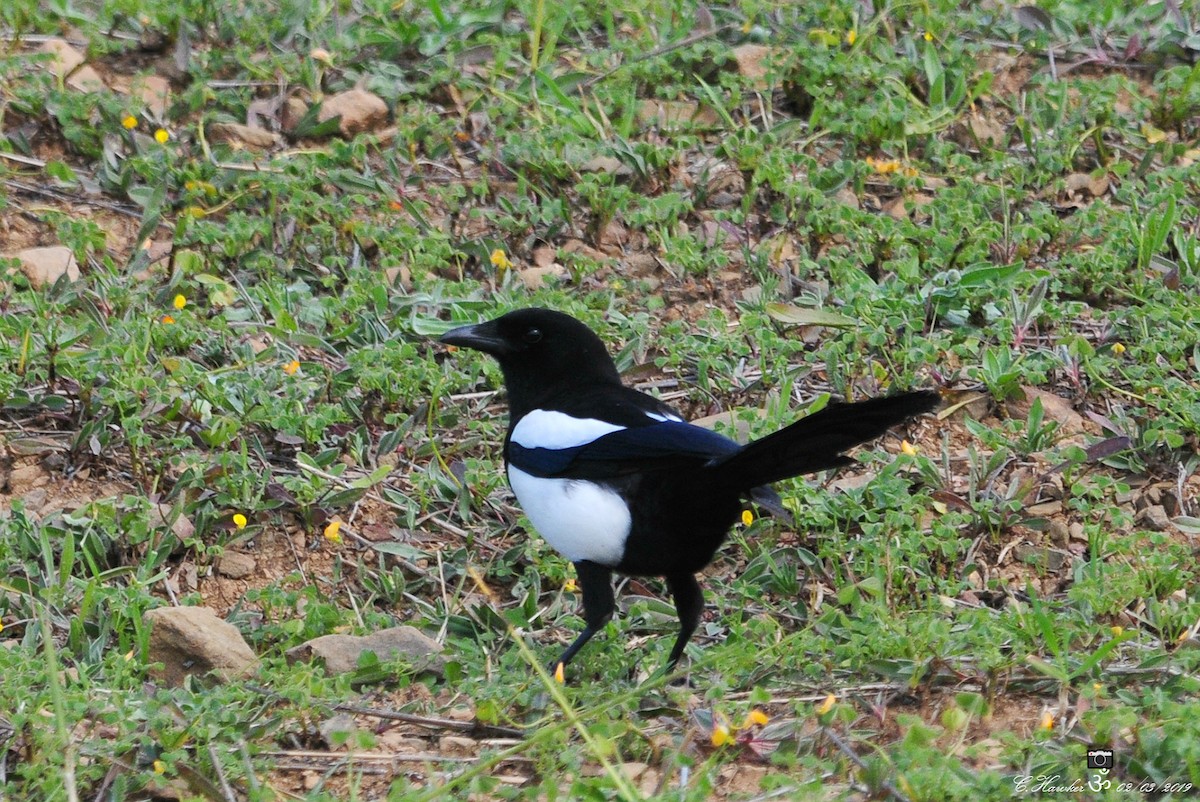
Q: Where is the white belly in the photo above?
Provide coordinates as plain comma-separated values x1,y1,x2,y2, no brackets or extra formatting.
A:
507,465,631,566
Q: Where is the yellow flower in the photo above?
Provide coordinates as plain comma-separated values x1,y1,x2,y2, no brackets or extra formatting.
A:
186,206,207,219
122,115,138,130
284,360,300,376
563,578,578,593
741,509,754,526
1112,342,1126,355
1111,625,1124,637
490,248,512,271
711,723,731,747
846,29,857,45
746,708,769,726
324,520,343,544
154,128,170,144
866,156,901,174
816,694,837,715
1039,711,1054,731
172,294,186,310
160,315,175,325
900,440,918,456
924,31,933,42
153,759,166,774
233,513,247,529
554,662,565,684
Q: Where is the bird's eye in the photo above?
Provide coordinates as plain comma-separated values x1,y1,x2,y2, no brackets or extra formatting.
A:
523,328,543,344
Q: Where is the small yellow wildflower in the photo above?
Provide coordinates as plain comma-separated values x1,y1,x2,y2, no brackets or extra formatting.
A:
1111,625,1124,637
816,694,837,716
711,723,732,747
324,520,343,544
741,20,753,34
741,509,754,526
284,360,300,376
153,759,166,774
846,29,857,46
233,513,247,529
900,440,918,456
563,578,578,593
490,248,513,272
866,156,901,174
554,662,565,684
122,115,138,130
746,708,769,726
154,128,170,144
924,31,934,42
172,294,186,310
1039,711,1054,731
1112,342,1126,355
160,315,175,325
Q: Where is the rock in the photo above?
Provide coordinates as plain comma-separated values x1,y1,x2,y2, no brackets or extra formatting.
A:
281,97,309,133
145,606,259,687
1138,505,1171,531
636,100,721,130
152,503,195,542
66,65,107,93
1069,521,1086,542
38,39,86,78
1048,519,1070,546
207,122,281,150
1007,387,1085,434
286,626,444,677
731,44,778,89
519,264,566,290
319,713,358,748
579,155,630,176
215,550,256,579
438,735,477,756
6,247,80,288
8,463,49,494
318,89,388,137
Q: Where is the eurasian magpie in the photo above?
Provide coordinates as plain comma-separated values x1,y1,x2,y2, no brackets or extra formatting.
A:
441,308,938,675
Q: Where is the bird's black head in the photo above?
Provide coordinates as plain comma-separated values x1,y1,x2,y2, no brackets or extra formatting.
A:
441,308,622,413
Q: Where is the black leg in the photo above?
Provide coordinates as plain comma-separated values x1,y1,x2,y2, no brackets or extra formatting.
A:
664,573,704,668
553,561,614,671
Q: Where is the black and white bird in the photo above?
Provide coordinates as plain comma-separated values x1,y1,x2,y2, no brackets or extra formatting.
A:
441,308,938,676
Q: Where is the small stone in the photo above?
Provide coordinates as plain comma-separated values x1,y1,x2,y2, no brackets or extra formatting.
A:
1048,519,1070,547
319,713,358,749
215,551,256,579
285,625,444,678
438,735,477,756
731,44,778,89
145,606,259,687
281,98,309,133
318,89,388,137
207,122,281,150
152,503,195,542
1137,505,1171,531
38,39,86,79
67,65,107,93
6,247,80,288
8,463,49,494
518,264,566,290
636,100,721,130
1069,521,1086,542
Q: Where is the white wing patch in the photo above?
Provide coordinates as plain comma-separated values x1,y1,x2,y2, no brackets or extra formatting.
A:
511,409,625,450
644,411,684,423
508,465,631,566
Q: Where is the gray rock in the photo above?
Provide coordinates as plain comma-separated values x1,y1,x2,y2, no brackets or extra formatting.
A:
1138,505,1171,531
286,626,444,679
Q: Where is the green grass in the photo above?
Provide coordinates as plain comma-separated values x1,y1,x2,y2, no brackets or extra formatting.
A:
2,0,1200,799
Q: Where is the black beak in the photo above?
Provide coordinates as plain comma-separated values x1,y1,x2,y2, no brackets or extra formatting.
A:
440,321,511,356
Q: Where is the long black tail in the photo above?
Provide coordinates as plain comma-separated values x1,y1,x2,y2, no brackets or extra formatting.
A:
706,390,939,490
